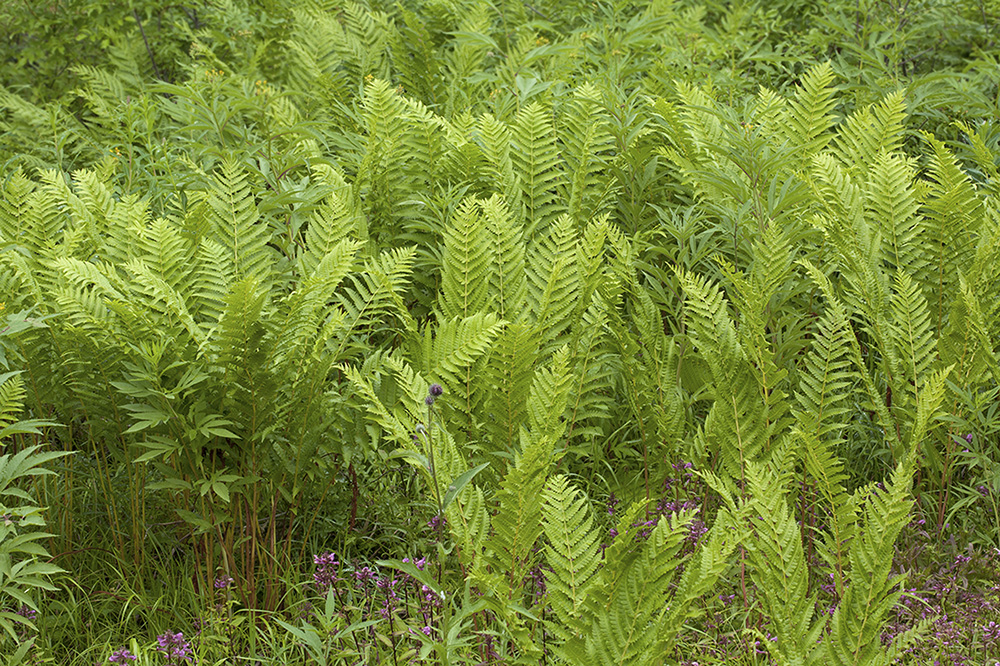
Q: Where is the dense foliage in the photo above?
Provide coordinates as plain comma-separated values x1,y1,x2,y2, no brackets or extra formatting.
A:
2,0,1000,664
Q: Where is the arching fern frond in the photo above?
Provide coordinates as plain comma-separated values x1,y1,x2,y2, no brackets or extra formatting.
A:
542,475,601,646
832,90,907,171
440,196,491,320
781,61,839,168
512,102,566,236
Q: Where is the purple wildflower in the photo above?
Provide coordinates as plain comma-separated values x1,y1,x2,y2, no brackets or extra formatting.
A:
313,552,340,592
155,632,193,664
108,648,137,664
429,384,443,396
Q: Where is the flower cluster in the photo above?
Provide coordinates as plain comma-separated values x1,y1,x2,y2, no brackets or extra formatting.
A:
313,551,340,592
155,631,193,664
108,648,137,664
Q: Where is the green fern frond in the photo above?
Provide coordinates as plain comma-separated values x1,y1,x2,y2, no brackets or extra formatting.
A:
512,102,567,235
483,321,539,450
482,194,527,322
586,509,697,666
563,299,616,447
527,214,580,350
920,132,982,327
214,275,271,437
299,191,364,276
781,61,838,166
274,239,360,370
865,152,921,273
889,270,936,406
560,85,616,222
743,459,819,665
824,462,915,666
440,196,492,320
123,259,204,347
192,238,234,326
793,296,856,440
390,8,445,106
0,371,27,432
414,312,504,429
329,247,415,362
798,429,857,595
833,91,907,171
206,159,273,285
0,169,35,245
542,475,602,643
679,270,768,477
481,421,556,603
526,346,573,441
475,114,520,207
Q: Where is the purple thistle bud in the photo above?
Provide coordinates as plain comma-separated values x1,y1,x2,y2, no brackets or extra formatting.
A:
429,383,443,396
425,395,435,406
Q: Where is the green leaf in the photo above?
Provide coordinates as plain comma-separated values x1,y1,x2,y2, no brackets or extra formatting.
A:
441,463,489,511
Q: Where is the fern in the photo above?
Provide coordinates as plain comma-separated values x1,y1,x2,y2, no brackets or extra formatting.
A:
822,462,917,666
527,214,580,351
742,458,821,665
205,159,273,286
833,91,907,171
780,61,839,167
865,152,921,274
585,509,697,666
679,269,769,478
889,270,936,408
793,293,856,441
440,196,491,320
541,475,602,644
482,194,527,322
511,103,567,235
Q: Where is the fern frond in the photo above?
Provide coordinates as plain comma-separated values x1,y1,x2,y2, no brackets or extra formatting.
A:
679,270,767,477
824,462,914,666
743,460,819,664
482,194,527,322
794,296,856,440
560,85,616,222
329,247,415,362
542,475,602,643
299,191,364,276
920,131,982,327
206,159,273,285
512,103,567,235
526,346,573,442
865,152,921,273
483,321,539,450
781,61,838,166
415,312,504,430
586,510,697,666
0,371,27,432
481,422,556,603
527,214,580,351
833,91,907,171
440,197,491,320
475,113,520,207
889,270,936,406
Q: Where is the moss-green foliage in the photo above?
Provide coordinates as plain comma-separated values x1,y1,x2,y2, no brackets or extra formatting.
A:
1,0,1000,662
